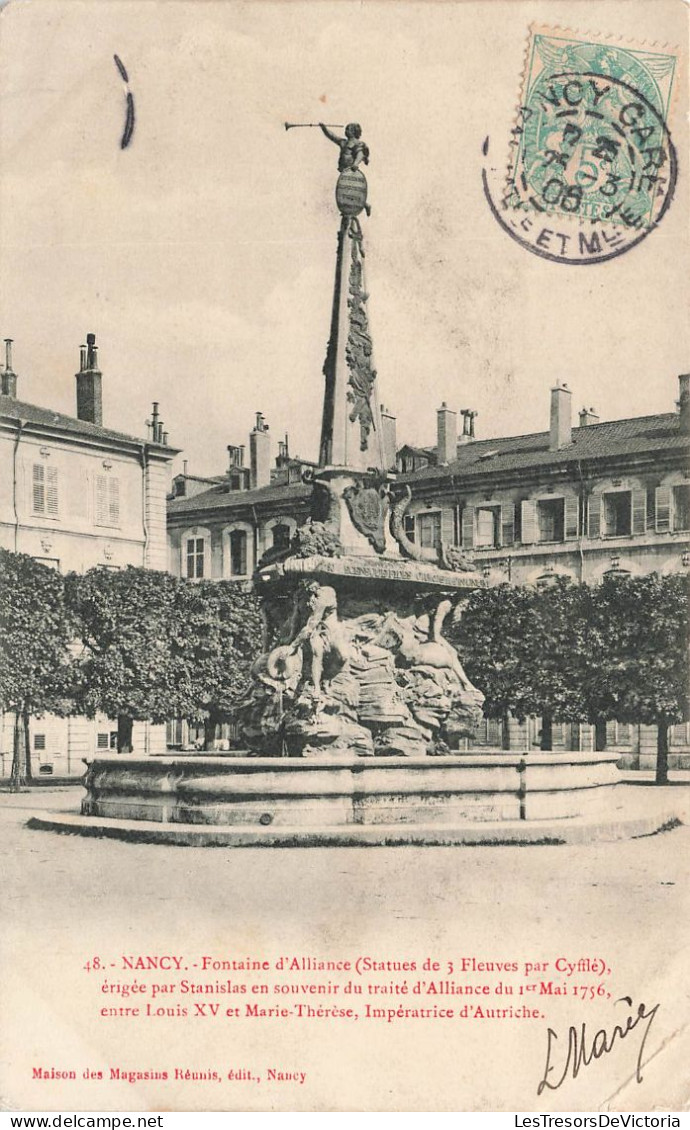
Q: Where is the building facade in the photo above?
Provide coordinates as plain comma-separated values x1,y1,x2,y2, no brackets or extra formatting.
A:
168,413,315,582
0,336,177,777
167,375,690,765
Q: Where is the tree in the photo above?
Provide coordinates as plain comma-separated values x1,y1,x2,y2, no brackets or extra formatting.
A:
453,572,689,771
517,579,591,751
600,574,690,784
0,549,74,788
66,566,186,752
573,576,646,752
448,584,537,748
172,580,263,749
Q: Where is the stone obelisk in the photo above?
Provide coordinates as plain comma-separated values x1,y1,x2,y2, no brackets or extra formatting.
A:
317,123,386,475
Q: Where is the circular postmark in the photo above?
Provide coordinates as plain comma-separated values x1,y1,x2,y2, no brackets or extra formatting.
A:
483,70,677,264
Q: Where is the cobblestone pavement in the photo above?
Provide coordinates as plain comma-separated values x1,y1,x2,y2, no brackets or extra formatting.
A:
1,785,689,1113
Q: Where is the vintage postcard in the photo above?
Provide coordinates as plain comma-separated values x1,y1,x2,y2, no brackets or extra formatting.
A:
0,0,688,1116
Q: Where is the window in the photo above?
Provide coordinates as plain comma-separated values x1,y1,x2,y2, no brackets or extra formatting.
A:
537,498,565,543
673,485,690,531
97,731,118,750
403,514,415,542
602,491,632,537
271,523,291,552
186,537,206,579
95,474,120,527
417,511,441,550
229,529,248,576
32,463,58,516
475,507,499,548
34,734,46,751
670,722,690,747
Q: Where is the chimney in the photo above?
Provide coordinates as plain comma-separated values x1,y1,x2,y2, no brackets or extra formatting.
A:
76,333,103,425
250,411,271,489
458,408,478,445
550,382,572,450
75,333,103,425
678,374,690,433
578,406,599,427
149,401,165,443
275,434,290,468
436,402,457,465
227,444,245,470
380,403,397,471
1,339,17,398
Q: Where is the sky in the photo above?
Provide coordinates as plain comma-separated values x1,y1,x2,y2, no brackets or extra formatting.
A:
1,0,688,477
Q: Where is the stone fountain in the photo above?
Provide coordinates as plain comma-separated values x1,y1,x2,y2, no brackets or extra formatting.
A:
236,122,486,762
31,121,632,846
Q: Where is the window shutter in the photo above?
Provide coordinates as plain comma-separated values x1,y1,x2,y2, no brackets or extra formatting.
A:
186,538,196,578
655,486,671,532
108,478,120,526
564,495,579,540
441,508,455,547
196,538,206,579
631,488,646,535
461,505,474,549
46,466,58,515
587,494,602,538
520,500,537,544
33,464,45,512
95,475,107,524
500,502,515,547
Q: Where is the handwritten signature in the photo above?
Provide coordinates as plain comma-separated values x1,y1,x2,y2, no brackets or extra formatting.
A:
537,996,659,1094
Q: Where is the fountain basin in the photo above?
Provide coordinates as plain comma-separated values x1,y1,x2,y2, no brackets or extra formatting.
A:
76,751,621,828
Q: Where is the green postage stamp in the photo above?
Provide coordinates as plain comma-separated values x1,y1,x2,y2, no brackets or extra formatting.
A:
491,26,679,263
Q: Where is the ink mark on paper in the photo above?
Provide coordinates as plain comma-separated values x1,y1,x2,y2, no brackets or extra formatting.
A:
537,995,660,1094
114,54,135,149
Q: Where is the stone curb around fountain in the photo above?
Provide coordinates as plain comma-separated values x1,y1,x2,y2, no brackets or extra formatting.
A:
26,803,685,848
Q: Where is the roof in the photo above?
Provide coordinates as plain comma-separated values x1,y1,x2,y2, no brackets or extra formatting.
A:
173,473,225,484
0,395,178,455
168,479,312,516
167,412,689,519
398,444,437,461
403,413,689,484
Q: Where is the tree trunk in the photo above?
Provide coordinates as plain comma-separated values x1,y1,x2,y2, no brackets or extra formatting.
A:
203,716,218,751
9,711,24,792
655,717,669,786
594,717,607,752
540,713,553,752
501,710,511,751
23,707,33,782
117,714,134,753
